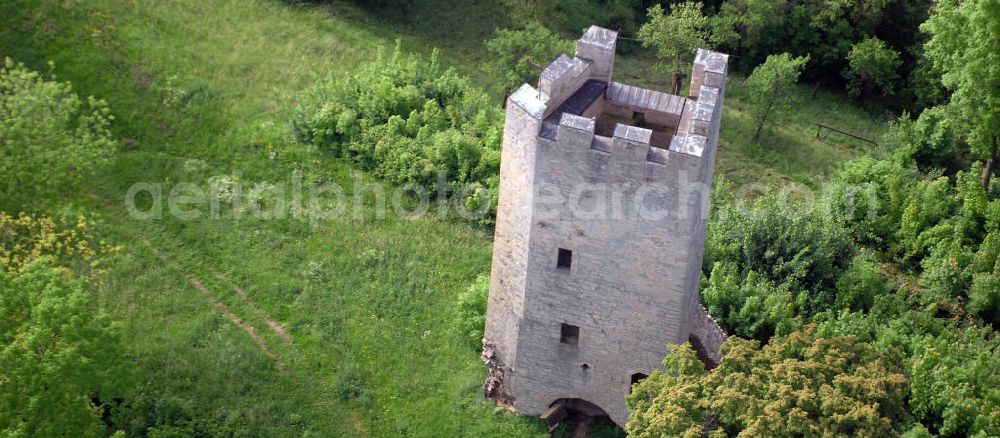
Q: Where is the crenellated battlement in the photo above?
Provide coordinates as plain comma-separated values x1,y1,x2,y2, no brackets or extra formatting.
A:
670,49,729,158
556,112,596,147
576,26,617,83
539,55,593,117
507,30,728,171
611,123,652,162
689,48,728,99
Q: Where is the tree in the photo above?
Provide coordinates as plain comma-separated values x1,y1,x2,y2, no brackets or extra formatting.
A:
702,191,856,338
921,0,1000,190
485,22,574,94
0,59,116,211
500,0,559,24
637,2,712,95
909,327,999,436
844,37,903,99
293,44,503,222
743,53,809,142
0,261,127,437
627,327,909,437
712,0,788,68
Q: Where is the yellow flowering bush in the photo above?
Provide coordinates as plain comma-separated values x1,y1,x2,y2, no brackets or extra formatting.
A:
0,212,119,277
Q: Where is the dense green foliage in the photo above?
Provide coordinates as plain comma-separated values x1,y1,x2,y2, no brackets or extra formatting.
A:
453,274,490,349
293,44,502,221
743,53,809,142
691,4,1000,428
702,190,858,341
921,0,1000,189
814,295,1000,436
485,22,575,93
0,62,126,436
711,0,934,106
0,60,116,211
693,94,1000,436
710,0,787,69
627,327,910,437
844,37,902,99
0,210,125,436
0,262,127,437
697,120,999,434
825,138,1000,323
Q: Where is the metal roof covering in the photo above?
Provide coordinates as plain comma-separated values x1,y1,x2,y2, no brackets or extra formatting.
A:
607,82,686,116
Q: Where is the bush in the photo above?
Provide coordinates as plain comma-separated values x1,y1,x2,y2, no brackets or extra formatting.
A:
627,327,909,437
0,211,119,278
0,261,127,437
0,59,116,211
453,274,489,349
292,44,503,223
835,252,888,312
844,37,902,99
704,191,856,322
910,327,999,436
701,262,800,342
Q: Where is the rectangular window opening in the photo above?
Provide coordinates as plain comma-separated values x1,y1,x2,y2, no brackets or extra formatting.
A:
560,323,580,346
557,248,573,270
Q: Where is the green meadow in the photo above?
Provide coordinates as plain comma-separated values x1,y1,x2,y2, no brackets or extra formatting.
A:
0,0,887,435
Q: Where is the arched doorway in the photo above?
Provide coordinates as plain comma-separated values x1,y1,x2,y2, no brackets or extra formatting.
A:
544,398,623,437
630,372,649,393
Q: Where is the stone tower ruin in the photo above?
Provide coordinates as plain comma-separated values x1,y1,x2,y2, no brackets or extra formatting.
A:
482,26,729,427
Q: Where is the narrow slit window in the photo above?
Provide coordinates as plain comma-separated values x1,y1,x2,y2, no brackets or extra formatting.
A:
560,323,579,346
557,248,573,270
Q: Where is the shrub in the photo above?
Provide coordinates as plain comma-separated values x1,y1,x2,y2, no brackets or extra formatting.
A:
0,59,116,210
704,191,856,321
292,44,502,223
910,327,999,436
844,37,902,99
627,326,909,437
700,262,800,342
835,252,888,312
0,211,119,278
0,261,127,437
453,274,489,349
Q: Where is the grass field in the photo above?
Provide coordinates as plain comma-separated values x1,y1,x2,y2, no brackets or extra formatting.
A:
0,0,887,435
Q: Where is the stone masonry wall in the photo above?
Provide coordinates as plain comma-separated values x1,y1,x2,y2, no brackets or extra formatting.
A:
689,303,728,368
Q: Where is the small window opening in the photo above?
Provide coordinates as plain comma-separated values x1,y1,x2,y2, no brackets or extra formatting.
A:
557,248,573,269
633,111,647,127
560,323,579,346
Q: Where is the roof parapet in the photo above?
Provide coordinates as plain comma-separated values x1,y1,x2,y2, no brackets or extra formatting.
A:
575,26,618,83
558,113,596,147
612,123,652,162
539,55,593,118
669,134,708,157
689,49,728,100
509,84,546,120
690,85,720,137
